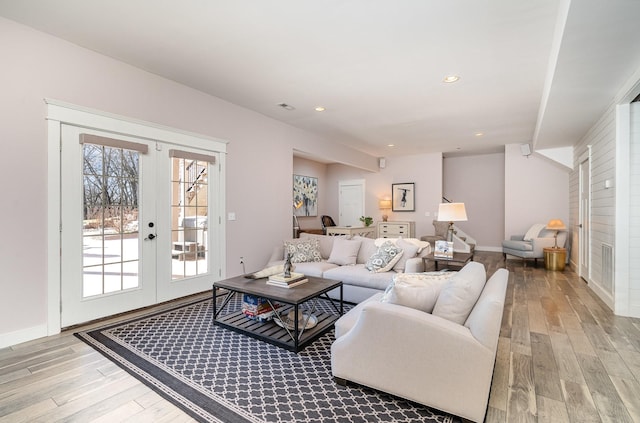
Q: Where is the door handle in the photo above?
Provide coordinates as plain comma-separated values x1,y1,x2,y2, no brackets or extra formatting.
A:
145,233,156,241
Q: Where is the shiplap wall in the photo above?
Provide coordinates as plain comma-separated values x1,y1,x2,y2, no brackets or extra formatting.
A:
571,105,617,305
572,98,640,316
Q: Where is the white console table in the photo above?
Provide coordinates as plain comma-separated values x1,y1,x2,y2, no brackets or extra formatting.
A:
326,226,376,238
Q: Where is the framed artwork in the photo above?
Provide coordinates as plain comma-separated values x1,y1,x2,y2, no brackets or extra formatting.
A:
293,175,318,217
392,182,415,212
434,240,454,259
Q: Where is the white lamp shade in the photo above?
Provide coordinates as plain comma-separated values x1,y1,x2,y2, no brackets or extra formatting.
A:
437,203,468,222
379,199,392,210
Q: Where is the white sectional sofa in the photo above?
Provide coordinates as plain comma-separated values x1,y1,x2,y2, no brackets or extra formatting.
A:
331,262,509,423
266,232,431,303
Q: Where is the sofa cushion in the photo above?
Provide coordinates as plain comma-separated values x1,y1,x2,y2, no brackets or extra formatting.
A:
523,223,546,241
501,239,533,252
374,237,430,254
353,236,378,264
382,272,455,313
328,238,362,266
289,260,339,277
392,238,420,272
284,238,322,263
299,233,334,259
323,264,395,291
432,261,487,324
365,241,403,272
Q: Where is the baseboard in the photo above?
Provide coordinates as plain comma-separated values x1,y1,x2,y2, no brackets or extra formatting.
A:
588,281,614,311
475,246,503,253
0,324,48,349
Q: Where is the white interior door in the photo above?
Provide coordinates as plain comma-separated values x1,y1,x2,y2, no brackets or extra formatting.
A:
579,153,591,280
338,179,365,226
61,125,220,326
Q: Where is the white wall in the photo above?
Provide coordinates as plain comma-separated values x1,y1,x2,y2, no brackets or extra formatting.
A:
444,153,505,251
325,153,444,237
0,18,376,346
628,102,640,315
504,144,570,240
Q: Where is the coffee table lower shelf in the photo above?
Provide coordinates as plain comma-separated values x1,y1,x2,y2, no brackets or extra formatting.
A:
213,308,339,352
212,275,343,353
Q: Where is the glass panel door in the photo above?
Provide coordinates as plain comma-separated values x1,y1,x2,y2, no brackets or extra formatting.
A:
61,125,156,326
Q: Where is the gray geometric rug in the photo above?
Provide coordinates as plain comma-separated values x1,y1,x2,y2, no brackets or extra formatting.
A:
75,297,458,423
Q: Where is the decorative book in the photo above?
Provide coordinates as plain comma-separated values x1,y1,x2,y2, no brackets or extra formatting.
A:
434,240,454,259
268,272,305,284
266,278,308,289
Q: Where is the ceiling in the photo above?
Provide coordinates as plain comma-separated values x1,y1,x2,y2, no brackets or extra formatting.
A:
1,0,639,158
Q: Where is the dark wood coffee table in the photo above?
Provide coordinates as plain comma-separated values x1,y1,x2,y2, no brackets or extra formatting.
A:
425,252,473,270
212,275,343,352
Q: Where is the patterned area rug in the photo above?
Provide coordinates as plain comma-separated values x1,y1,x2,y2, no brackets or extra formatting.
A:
76,296,458,423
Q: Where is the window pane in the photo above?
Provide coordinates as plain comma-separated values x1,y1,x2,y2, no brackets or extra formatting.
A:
82,143,140,297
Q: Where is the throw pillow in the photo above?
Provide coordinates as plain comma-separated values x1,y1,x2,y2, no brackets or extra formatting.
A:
365,241,403,273
327,238,362,266
523,223,546,241
432,262,487,324
392,238,420,272
283,238,322,263
382,271,456,313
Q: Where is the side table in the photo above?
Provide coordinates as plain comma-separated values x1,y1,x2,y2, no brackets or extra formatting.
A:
424,252,473,271
543,247,566,271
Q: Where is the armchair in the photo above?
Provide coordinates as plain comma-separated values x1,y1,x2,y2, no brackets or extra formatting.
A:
502,223,567,267
420,220,476,254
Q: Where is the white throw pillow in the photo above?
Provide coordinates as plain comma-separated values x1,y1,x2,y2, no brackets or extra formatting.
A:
523,223,546,241
383,272,456,313
392,238,420,271
283,238,322,263
327,238,362,266
365,241,403,273
432,262,487,324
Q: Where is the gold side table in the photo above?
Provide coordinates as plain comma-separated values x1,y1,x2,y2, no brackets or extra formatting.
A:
543,247,566,271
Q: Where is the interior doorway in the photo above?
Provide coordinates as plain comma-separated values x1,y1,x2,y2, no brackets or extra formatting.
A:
338,179,365,226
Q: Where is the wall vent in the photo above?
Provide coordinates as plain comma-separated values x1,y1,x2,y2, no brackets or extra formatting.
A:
602,243,614,294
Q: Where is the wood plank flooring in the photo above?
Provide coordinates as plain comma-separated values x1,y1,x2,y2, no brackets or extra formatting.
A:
1,252,639,422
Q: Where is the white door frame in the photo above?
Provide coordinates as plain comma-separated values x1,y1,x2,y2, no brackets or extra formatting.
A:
46,99,227,334
578,147,591,282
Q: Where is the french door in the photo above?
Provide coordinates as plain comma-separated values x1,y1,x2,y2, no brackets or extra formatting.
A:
60,124,220,326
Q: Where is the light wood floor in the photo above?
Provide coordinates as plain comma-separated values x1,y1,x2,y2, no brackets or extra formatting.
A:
1,252,639,422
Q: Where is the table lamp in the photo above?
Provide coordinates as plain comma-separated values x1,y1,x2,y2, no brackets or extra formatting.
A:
437,203,468,242
546,219,566,248
379,199,392,222
292,200,303,238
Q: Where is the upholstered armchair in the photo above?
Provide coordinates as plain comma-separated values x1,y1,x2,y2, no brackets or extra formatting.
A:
502,223,567,267
420,220,476,254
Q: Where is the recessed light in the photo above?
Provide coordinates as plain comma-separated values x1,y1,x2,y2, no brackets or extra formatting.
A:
443,75,460,83
475,132,484,137
387,144,395,147
314,106,326,112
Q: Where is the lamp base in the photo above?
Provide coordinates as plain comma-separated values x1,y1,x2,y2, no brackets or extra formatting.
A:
382,214,388,222
447,222,454,242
